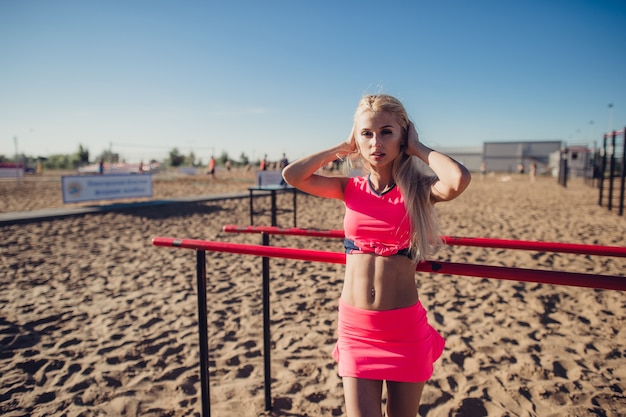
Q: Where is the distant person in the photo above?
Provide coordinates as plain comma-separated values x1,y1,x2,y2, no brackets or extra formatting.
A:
260,154,268,171
530,162,537,182
518,162,525,175
279,153,289,186
279,153,289,170
225,160,232,172
207,156,216,177
98,159,104,175
480,161,487,180
282,94,471,416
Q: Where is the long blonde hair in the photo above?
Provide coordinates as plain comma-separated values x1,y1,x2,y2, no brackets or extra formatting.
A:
349,94,443,262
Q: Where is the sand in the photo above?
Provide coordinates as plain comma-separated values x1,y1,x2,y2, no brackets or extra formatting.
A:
1,170,625,416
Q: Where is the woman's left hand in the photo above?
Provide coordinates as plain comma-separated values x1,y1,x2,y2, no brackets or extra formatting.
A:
406,121,424,157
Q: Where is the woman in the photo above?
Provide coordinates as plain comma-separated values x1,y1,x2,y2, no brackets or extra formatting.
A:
282,94,471,417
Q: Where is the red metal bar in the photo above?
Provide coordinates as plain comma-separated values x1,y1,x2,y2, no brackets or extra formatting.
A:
418,260,625,291
442,236,626,258
152,237,626,291
154,237,346,264
221,225,626,258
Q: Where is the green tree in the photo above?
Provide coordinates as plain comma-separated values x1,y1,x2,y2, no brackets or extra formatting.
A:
169,148,185,167
76,145,90,165
96,150,120,163
44,154,72,169
239,152,249,167
219,151,230,165
68,145,90,169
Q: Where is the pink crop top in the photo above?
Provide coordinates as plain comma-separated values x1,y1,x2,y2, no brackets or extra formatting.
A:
343,175,412,257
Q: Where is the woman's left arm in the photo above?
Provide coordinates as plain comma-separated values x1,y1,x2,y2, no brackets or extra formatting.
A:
406,122,472,202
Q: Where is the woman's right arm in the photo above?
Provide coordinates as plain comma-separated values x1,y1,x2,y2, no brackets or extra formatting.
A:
282,139,355,200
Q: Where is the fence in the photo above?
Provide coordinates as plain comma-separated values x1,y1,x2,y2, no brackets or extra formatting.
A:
586,128,626,216
152,226,626,417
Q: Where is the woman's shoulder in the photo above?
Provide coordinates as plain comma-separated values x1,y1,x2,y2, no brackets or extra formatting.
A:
343,175,368,196
342,175,365,187
347,175,367,184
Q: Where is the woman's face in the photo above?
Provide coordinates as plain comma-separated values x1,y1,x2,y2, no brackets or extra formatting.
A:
354,110,404,169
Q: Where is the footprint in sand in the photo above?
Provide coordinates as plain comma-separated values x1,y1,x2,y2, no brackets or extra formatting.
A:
455,397,488,416
34,391,56,404
552,360,568,379
236,364,254,378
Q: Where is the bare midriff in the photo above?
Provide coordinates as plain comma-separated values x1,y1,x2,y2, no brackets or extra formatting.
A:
341,254,418,311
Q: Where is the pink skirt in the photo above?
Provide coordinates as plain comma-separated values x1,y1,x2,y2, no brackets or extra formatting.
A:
332,299,445,383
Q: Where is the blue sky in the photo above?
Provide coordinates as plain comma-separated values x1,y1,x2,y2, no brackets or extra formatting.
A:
1,0,625,165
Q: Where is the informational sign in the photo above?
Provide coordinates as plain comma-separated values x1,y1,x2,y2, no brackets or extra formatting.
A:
0,164,24,178
62,174,153,203
255,171,284,187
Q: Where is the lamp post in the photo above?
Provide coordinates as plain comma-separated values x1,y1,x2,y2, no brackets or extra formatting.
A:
608,103,614,133
14,136,19,182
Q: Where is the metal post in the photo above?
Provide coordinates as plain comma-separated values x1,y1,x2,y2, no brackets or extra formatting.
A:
292,188,297,228
249,189,254,225
261,233,272,410
195,250,211,417
608,131,617,210
599,135,607,206
619,126,626,216
270,190,277,226
559,148,568,188
14,136,20,183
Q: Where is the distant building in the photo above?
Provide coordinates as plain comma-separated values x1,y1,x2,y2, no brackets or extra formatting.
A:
438,140,594,177
561,145,592,178
438,146,483,172
482,141,563,174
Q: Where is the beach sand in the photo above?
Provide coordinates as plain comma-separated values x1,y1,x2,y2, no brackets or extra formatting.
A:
1,171,625,416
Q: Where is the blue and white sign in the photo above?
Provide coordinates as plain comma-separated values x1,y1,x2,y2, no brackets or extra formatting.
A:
62,174,153,203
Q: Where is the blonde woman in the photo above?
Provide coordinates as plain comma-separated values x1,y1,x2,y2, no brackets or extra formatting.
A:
282,94,471,417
